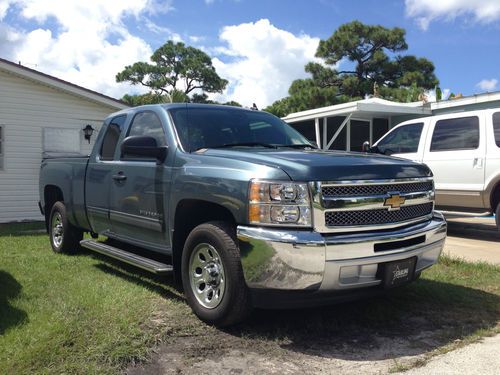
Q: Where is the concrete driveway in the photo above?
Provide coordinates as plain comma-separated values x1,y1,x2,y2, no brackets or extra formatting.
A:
443,215,500,265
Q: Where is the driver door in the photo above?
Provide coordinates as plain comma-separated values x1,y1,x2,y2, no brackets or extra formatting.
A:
109,110,172,252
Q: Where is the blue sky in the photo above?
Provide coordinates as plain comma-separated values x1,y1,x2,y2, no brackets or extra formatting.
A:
1,0,500,107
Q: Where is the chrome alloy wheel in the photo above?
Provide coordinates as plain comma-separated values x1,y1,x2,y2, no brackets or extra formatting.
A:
51,212,64,248
189,243,226,309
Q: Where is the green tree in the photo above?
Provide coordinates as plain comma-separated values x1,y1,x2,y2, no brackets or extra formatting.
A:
117,41,228,105
266,21,439,117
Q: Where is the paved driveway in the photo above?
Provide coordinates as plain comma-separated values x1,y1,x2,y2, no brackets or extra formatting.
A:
443,215,500,265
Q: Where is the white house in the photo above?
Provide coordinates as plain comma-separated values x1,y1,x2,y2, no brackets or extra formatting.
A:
0,58,128,223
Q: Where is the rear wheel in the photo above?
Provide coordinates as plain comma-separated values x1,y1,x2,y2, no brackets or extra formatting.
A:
496,203,500,230
49,201,83,253
181,221,251,326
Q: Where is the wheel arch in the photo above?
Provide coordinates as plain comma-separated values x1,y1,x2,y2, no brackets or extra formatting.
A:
43,185,64,231
171,199,237,285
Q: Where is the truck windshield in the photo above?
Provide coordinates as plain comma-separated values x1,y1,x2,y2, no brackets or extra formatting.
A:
169,107,313,152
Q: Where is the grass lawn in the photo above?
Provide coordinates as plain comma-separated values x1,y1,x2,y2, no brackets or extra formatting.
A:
1,222,499,374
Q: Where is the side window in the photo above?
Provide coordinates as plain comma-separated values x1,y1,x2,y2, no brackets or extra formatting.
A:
430,116,479,152
127,111,166,147
100,115,126,160
492,112,500,148
0,125,4,170
376,123,423,155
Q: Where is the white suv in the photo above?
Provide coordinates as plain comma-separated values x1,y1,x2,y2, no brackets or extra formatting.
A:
371,108,500,228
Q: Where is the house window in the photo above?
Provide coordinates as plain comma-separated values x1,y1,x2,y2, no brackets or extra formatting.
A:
0,125,3,170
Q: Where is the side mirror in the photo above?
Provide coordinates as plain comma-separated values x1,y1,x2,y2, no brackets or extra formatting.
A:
121,136,167,163
362,141,371,152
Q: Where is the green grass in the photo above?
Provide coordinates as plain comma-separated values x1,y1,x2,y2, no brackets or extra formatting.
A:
0,226,201,374
0,223,499,374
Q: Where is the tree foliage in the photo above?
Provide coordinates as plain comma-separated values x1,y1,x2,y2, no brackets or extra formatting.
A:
265,21,439,117
117,41,228,104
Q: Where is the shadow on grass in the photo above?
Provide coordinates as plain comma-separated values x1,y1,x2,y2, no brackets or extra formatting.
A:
0,271,28,335
221,279,500,361
0,222,46,237
75,244,185,304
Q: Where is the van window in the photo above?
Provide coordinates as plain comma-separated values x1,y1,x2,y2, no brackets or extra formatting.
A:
493,112,500,148
430,116,479,152
376,123,423,155
100,115,126,160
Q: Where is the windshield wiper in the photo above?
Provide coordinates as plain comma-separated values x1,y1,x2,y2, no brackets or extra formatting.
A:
278,144,317,149
210,142,278,149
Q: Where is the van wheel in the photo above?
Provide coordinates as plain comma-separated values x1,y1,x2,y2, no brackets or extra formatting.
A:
181,221,251,326
49,201,83,254
496,203,500,230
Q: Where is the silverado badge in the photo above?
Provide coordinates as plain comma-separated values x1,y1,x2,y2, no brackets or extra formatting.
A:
384,193,406,210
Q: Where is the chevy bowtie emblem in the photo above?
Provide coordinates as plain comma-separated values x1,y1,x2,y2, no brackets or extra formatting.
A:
384,194,406,210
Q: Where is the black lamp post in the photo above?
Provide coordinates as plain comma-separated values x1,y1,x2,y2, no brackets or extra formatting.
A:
83,124,95,144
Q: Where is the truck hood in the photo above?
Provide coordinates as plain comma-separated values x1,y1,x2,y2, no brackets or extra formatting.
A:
201,149,431,181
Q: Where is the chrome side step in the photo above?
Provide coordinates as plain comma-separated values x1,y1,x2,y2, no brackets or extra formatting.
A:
80,239,173,274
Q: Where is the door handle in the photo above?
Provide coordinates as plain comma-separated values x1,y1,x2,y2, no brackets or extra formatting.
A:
112,173,127,181
473,158,483,169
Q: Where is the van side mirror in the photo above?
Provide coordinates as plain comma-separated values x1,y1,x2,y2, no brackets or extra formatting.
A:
121,136,167,163
362,141,371,152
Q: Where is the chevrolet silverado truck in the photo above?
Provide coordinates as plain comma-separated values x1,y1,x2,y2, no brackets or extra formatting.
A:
39,104,447,326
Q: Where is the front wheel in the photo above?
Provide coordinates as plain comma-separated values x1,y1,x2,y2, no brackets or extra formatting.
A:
496,203,500,230
181,221,251,326
49,201,83,254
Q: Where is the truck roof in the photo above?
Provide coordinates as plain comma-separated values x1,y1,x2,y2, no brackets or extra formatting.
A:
106,103,257,119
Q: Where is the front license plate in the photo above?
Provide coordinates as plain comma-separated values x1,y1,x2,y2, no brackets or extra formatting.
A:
382,257,416,288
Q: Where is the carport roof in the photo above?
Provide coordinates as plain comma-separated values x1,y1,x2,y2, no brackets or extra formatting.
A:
282,97,432,123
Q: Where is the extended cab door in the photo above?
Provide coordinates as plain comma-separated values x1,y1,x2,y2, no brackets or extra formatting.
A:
422,113,486,208
109,110,172,252
373,121,427,162
86,115,127,234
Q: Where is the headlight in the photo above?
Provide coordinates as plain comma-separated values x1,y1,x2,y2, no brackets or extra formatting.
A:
248,180,312,227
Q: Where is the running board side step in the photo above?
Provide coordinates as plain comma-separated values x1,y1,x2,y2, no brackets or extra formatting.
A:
80,239,173,275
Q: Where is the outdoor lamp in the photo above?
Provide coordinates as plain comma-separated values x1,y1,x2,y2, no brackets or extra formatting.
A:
83,124,95,144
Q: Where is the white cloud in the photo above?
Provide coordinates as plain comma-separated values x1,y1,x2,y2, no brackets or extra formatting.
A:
406,0,500,30
210,19,319,108
0,0,175,98
476,78,498,91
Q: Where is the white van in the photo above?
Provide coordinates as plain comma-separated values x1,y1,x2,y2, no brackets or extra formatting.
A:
371,109,500,228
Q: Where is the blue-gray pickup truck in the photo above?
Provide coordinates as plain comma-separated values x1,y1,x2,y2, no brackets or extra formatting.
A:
39,104,447,326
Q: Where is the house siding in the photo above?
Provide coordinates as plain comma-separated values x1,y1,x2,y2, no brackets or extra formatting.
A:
0,69,122,223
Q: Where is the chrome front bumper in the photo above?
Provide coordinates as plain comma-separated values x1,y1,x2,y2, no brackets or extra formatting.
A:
237,212,447,291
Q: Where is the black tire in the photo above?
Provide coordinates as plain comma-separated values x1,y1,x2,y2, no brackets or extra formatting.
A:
496,203,500,230
49,201,83,254
181,221,252,326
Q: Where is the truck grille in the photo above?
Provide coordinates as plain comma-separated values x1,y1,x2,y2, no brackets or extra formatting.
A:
324,202,433,227
322,181,433,197
313,178,435,233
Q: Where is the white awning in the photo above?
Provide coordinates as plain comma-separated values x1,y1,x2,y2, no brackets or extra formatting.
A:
282,97,432,123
